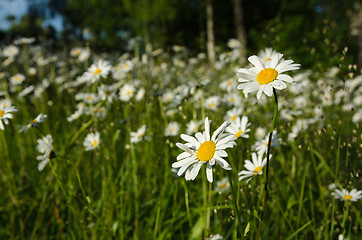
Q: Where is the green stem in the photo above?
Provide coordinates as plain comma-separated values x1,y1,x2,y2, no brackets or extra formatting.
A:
342,201,350,238
256,88,278,240
227,171,244,238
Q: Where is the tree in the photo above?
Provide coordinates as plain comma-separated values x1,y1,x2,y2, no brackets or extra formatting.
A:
205,0,215,64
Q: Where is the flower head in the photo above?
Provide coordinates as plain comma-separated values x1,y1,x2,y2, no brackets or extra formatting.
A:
0,103,17,130
83,59,111,83
130,125,147,144
83,132,101,151
172,117,236,183
332,188,362,202
237,54,300,99
252,130,280,155
36,134,54,171
20,113,47,133
238,152,272,182
226,116,250,139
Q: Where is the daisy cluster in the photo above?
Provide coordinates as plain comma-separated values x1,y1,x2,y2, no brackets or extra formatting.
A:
0,37,360,240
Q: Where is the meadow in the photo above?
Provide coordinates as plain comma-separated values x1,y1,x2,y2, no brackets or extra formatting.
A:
0,39,361,240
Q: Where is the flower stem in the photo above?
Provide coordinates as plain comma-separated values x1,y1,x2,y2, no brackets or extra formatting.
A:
227,171,244,238
256,88,278,240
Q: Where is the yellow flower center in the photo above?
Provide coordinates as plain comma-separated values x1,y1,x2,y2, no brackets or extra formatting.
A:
266,141,272,147
264,58,271,62
220,183,227,189
253,166,262,175
235,131,243,138
209,103,215,108
227,81,233,85
256,68,278,85
231,115,237,121
343,194,352,200
0,110,4,118
123,64,129,70
92,141,98,147
230,97,234,102
28,118,38,127
197,141,216,162
94,69,101,75
127,90,131,95
15,77,20,82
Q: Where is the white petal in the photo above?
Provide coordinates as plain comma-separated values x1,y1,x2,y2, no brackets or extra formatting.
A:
180,134,200,148
206,163,213,183
277,74,294,83
211,121,229,141
248,55,264,71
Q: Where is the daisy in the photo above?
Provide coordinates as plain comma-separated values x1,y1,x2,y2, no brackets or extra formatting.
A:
227,38,240,49
2,45,19,58
204,96,220,111
83,59,112,83
257,48,280,63
135,88,145,101
238,152,272,182
223,92,242,107
83,132,101,151
224,108,243,122
119,83,135,102
10,74,25,85
97,84,117,103
36,134,54,171
252,130,280,155
164,122,180,137
186,120,201,135
220,78,237,92
171,117,236,183
20,113,47,133
0,103,17,130
226,116,250,139
215,177,230,193
237,53,300,99
332,188,362,202
130,125,147,144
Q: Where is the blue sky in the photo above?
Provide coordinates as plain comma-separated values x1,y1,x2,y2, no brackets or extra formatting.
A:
0,0,62,31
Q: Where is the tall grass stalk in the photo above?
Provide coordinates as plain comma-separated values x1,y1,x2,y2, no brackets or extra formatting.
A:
256,88,278,240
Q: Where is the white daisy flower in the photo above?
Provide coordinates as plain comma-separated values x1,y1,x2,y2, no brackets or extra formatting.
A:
171,117,236,183
226,116,250,139
164,122,180,137
238,152,272,182
119,83,135,102
215,177,230,193
186,120,202,135
0,103,17,130
36,134,54,171
20,113,47,133
83,59,112,83
227,38,240,49
332,188,362,202
83,132,101,151
224,108,243,122
252,130,280,156
10,73,25,85
3,45,19,58
237,54,300,99
257,48,280,63
130,125,147,144
97,84,117,103
135,88,145,101
223,92,242,107
220,78,237,92
204,96,220,111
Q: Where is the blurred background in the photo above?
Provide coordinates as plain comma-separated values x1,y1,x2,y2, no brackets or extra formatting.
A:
0,0,361,70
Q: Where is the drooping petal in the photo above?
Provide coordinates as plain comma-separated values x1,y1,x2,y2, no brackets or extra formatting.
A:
206,163,213,182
